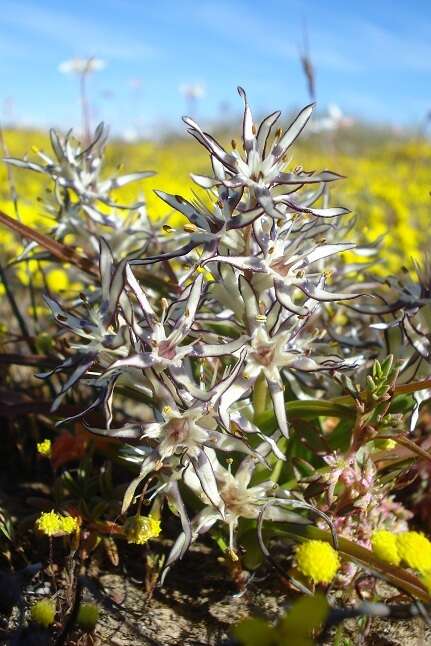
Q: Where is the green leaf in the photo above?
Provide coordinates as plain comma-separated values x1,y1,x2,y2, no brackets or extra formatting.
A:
328,418,354,452
389,394,415,414
234,618,277,646
279,594,329,643
256,400,354,435
234,595,330,646
292,420,328,454
239,527,265,570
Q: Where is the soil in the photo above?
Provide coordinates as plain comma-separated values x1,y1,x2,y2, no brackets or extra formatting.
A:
86,542,281,646
84,545,431,646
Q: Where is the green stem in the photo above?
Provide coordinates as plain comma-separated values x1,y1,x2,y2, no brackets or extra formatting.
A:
253,373,268,421
270,437,288,483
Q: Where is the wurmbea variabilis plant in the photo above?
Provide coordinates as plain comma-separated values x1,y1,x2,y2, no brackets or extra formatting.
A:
4,88,431,612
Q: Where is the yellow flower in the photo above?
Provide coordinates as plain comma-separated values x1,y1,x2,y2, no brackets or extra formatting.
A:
60,516,79,535
46,268,69,292
37,438,52,457
36,511,62,536
35,511,78,536
295,540,340,584
397,531,431,573
30,599,56,627
77,603,100,632
421,571,431,595
371,530,400,565
27,305,50,318
16,259,45,288
124,515,161,545
196,266,215,282
373,438,397,451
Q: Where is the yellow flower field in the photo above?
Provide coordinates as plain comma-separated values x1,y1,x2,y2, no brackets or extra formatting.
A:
0,128,429,275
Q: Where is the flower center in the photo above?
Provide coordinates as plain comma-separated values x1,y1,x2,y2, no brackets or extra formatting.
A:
251,342,275,367
221,482,254,516
166,418,189,445
158,340,177,360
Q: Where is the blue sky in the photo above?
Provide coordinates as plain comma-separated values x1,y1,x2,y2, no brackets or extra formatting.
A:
0,0,430,133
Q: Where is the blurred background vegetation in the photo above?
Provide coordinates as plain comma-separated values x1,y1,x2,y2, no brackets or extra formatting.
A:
1,123,429,278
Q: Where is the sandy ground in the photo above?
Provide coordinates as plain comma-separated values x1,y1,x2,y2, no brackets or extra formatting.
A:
87,544,431,646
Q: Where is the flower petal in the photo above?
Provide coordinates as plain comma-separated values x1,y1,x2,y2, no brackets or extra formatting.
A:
271,102,314,161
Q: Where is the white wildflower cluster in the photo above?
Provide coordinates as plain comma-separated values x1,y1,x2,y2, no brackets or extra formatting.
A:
15,88,426,580
4,124,165,260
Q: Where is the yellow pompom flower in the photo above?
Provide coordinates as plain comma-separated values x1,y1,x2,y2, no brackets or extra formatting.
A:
397,531,431,573
77,603,100,632
124,515,161,545
36,511,62,536
30,599,56,627
371,530,400,565
295,540,340,584
37,438,52,457
60,516,79,535
46,268,69,292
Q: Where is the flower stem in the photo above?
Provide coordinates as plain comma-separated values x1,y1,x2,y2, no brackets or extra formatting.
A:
253,373,268,421
48,536,57,593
